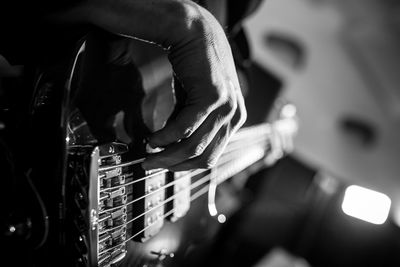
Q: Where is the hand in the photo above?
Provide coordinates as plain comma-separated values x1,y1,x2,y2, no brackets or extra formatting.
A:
50,0,247,171
142,5,247,171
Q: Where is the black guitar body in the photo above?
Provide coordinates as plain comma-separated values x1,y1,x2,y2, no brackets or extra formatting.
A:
1,28,288,267
0,61,55,266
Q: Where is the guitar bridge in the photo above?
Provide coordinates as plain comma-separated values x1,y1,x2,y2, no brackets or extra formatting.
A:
89,143,131,267
67,141,168,267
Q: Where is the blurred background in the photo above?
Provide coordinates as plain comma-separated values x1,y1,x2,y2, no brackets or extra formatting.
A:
233,0,400,266
1,0,400,266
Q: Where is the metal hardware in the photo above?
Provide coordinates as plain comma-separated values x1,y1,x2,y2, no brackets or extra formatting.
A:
151,249,175,261
208,170,218,217
90,209,98,231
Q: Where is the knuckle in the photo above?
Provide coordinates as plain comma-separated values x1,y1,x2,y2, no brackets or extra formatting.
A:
199,157,218,169
231,98,247,128
186,142,206,158
181,128,194,139
219,97,237,117
204,81,238,111
166,2,207,37
173,125,194,140
227,97,238,113
205,89,223,106
237,104,247,126
194,143,207,157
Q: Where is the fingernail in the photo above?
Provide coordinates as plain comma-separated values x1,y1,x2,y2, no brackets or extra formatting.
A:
144,136,157,148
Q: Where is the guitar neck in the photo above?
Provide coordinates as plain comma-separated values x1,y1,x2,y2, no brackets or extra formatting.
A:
212,123,272,182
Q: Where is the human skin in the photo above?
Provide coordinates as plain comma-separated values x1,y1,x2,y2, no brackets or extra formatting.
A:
49,0,247,171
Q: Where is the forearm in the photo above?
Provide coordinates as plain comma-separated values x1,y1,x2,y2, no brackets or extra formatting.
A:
50,0,213,49
46,0,246,171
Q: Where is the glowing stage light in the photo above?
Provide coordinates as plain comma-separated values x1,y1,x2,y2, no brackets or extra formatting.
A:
342,185,391,225
281,103,297,118
217,214,226,224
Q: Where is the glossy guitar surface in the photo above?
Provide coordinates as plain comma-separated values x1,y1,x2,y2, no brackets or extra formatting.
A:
1,30,297,267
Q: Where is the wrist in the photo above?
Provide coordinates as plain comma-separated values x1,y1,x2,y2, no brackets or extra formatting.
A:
163,1,222,49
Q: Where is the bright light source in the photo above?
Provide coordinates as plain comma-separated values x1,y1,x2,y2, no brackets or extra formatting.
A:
281,104,297,118
217,214,226,224
342,185,391,225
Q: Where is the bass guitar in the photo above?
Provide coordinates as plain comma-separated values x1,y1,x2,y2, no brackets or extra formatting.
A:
1,32,297,267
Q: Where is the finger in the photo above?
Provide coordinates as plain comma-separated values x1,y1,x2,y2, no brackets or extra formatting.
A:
232,89,247,132
147,101,214,148
142,103,234,170
148,75,236,148
170,95,246,172
168,125,231,171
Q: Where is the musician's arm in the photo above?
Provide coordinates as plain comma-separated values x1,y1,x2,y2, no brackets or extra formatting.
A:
50,0,247,171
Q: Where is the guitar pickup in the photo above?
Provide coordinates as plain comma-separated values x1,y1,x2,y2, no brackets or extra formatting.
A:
168,172,191,222
99,227,126,251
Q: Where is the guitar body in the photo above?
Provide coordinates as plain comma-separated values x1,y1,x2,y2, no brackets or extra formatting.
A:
1,30,294,267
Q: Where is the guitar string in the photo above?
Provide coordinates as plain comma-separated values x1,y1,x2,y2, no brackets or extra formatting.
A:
107,181,211,255
98,146,266,255
97,123,271,173
98,173,214,255
99,148,262,235
99,164,232,255
98,170,213,235
98,141,267,224
98,132,269,194
98,133,267,196
98,168,203,217
98,132,268,206
121,180,212,251
98,136,269,215
95,124,274,254
96,131,269,203
100,145,265,256
99,169,169,193
121,147,264,233
99,158,145,172
66,42,280,253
